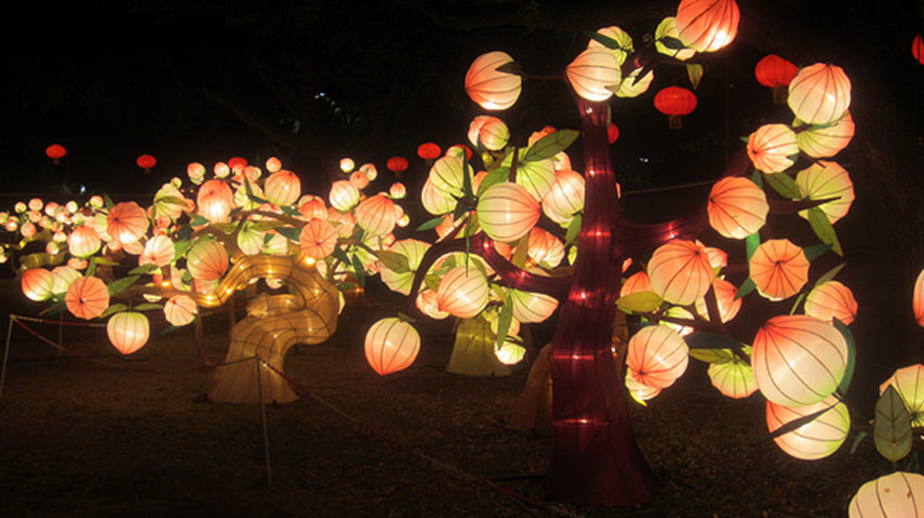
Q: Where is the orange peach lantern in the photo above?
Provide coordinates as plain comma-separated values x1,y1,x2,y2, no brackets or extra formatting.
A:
675,0,739,53
264,169,301,206
654,86,697,130
437,267,490,319
804,280,857,325
509,288,559,324
164,294,198,326
849,472,924,518
754,54,798,103
21,268,55,301
648,239,714,306
139,234,175,268
797,111,854,158
68,225,103,258
695,278,742,323
186,239,229,282
620,271,652,298
752,315,848,407
364,317,421,376
477,182,540,243
707,177,769,239
796,160,854,224
299,218,338,260
355,194,397,236
625,369,662,404
197,179,234,223
45,144,66,165
746,124,799,173
65,276,110,320
107,201,149,245
380,239,429,295
626,325,690,389
465,51,522,111
136,154,156,173
328,180,360,212
107,311,150,355
526,227,565,268
766,396,850,460
749,239,809,301
541,168,585,227
788,63,852,125
915,267,924,327
566,47,621,102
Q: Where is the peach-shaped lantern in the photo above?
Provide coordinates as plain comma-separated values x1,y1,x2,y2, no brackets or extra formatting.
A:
429,155,473,200
380,239,429,296
754,54,798,103
329,180,360,213
187,162,206,184
788,63,852,125
707,177,769,239
746,124,799,173
749,239,809,301
355,194,398,237
804,280,857,325
627,325,690,389
107,201,148,245
766,396,850,460
164,294,198,326
879,364,924,427
365,317,421,376
437,267,490,319
708,358,757,399
264,170,301,206
139,234,175,268
509,288,559,324
421,177,456,216
752,315,848,407
620,271,653,298
625,369,662,404
416,289,450,320
477,182,540,243
796,160,854,224
477,117,509,151
675,0,739,53
186,239,229,282
695,278,742,323
511,156,556,202
526,227,565,268
849,472,924,518
299,218,338,260
541,169,585,227
797,111,854,159
107,311,150,355
327,208,356,238
648,239,714,306
197,179,234,223
22,268,55,301
349,171,370,190
915,267,924,327
51,266,81,296
65,276,110,320
136,154,156,173
565,47,621,102
654,86,697,130
465,51,522,111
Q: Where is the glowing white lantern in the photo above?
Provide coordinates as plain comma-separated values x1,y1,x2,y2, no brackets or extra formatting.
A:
187,239,229,282
437,267,490,319
464,51,522,111
566,47,621,102
477,182,540,243
107,311,150,355
509,288,559,324
164,295,198,326
766,395,850,460
329,180,360,212
22,268,55,301
541,169,585,227
849,472,924,518
626,325,689,389
355,194,398,236
788,63,852,126
648,239,715,306
804,280,857,325
364,318,420,376
708,358,757,399
707,177,769,239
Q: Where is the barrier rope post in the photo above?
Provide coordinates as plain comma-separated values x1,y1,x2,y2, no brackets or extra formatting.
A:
1,315,15,400
255,355,273,486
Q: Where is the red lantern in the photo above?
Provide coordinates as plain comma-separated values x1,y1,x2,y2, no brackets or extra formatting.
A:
65,276,110,320
749,239,809,301
227,156,248,172
136,154,156,173
607,123,620,144
386,156,409,177
755,54,798,103
107,201,149,245
417,142,441,160
913,35,924,66
675,0,740,53
654,87,697,130
107,311,150,355
915,267,924,328
788,63,851,125
465,51,522,111
365,318,421,376
45,144,66,165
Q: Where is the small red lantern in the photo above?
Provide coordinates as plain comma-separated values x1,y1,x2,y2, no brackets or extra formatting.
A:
386,156,409,178
654,86,697,130
754,54,798,103
136,154,157,173
913,35,924,66
417,142,441,160
45,144,67,165
607,123,620,144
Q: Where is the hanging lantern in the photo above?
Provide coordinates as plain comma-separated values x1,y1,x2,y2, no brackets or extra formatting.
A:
327,208,356,238
197,179,234,223
136,154,157,173
527,227,565,268
541,169,585,228
915,267,924,327
913,35,924,66
364,317,421,376
437,267,490,319
299,218,338,260
386,156,409,178
752,315,848,407
788,63,852,125
509,155,556,202
186,239,229,282
67,225,102,258
797,111,854,158
746,124,799,173
879,364,924,427
107,311,150,355
707,177,769,239
359,163,378,182
796,161,855,224
476,182,540,243
417,142,441,160
654,86,697,130
766,396,850,460
65,276,110,320
139,234,175,267
608,123,620,144
509,288,559,324
420,178,456,216
565,47,622,102
328,180,360,212
51,266,81,296
164,294,198,326
708,357,757,399
754,54,798,103
21,268,55,301
849,472,924,518
648,239,715,306
187,162,206,184
264,169,301,206
675,0,739,53
626,369,662,404
45,144,67,165
626,325,690,389
804,280,857,325
465,51,522,111
416,289,450,320
355,194,398,236
749,239,809,301
694,278,742,323
107,201,149,245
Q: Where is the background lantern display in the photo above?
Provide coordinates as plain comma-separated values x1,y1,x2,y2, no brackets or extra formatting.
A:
136,154,157,173
417,142,441,160
45,144,66,165
386,156,408,178
107,311,151,355
21,268,55,301
654,86,697,129
364,318,421,376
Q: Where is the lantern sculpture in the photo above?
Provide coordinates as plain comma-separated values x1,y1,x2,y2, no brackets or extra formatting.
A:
465,51,522,111
754,54,798,103
675,0,739,53
264,170,301,206
914,35,924,66
804,281,857,325
749,239,809,301
707,177,769,239
766,396,850,460
364,317,421,376
849,472,924,518
797,112,854,158
417,142,441,160
752,315,848,407
788,63,852,125
627,325,690,389
64,276,110,320
625,370,662,404
879,364,924,427
186,239,229,282
796,161,855,224
67,226,102,258
197,179,234,223
107,201,149,245
298,218,338,260
436,267,490,319
566,47,622,102
654,86,697,129
21,268,55,301
476,116,510,151
45,144,66,165
329,180,360,212
648,239,714,306
655,17,696,61
746,124,799,173
164,294,198,326
107,311,150,355
136,154,157,173
476,182,540,243
542,169,585,227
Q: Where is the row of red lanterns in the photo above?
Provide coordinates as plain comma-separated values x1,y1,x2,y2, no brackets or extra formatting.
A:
44,144,158,172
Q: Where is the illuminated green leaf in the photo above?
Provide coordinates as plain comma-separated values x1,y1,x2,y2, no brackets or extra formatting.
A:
616,291,662,313
875,385,912,461
523,129,579,162
808,207,843,256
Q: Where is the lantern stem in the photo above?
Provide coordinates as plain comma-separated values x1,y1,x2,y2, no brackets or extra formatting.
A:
669,114,682,130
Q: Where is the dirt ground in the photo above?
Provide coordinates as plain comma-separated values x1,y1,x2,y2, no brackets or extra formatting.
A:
0,278,889,517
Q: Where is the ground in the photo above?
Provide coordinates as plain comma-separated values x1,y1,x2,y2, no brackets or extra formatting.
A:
0,279,888,517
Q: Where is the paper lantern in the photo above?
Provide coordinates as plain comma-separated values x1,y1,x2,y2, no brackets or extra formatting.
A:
675,0,739,53
45,143,66,164
914,35,924,66
264,170,301,206
416,289,450,320
879,364,924,427
804,281,857,325
625,369,662,404
797,111,854,158
588,26,633,64
22,268,55,301
379,239,429,295
746,124,799,173
655,17,696,61
107,202,148,245
386,156,408,175
477,117,509,151
509,288,559,324
421,177,456,216
627,325,690,389
164,294,198,326
495,340,526,366
65,276,110,320
140,234,175,267
788,63,852,125
429,155,473,200
707,177,769,239
197,179,234,223
186,239,229,282
754,54,798,103
389,182,406,199
477,182,540,243
648,239,714,306
752,315,848,407
329,180,360,212
365,317,421,376
51,266,81,296
654,86,697,129
849,472,924,518
327,208,356,238
350,171,370,190
607,123,620,144
339,158,355,173
796,161,854,224
107,311,150,355
749,239,809,301
708,358,757,399
136,154,156,172
527,227,565,268
187,162,206,184
766,396,850,460
620,271,652,298
437,267,490,319
417,142,441,160
66,225,102,258
465,51,522,111
915,267,924,327
695,278,742,323
298,218,338,260
566,47,621,102
541,169,585,227
511,156,556,202
355,194,397,237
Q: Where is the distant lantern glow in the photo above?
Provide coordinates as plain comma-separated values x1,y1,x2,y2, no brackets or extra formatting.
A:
164,295,198,326
796,161,854,224
804,281,857,325
187,162,206,184
788,63,852,125
879,364,924,427
797,111,854,158
654,86,697,130
849,472,924,518
749,239,809,301
675,0,739,53
197,179,234,223
339,158,355,173
386,156,409,176
365,318,421,376
265,156,282,173
766,396,850,460
45,144,66,164
465,51,522,111
107,201,149,245
477,182,540,243
914,35,924,66
299,218,338,260
752,315,848,407
186,239,229,282
136,154,156,173
607,123,620,143
566,47,622,102
65,276,110,320
648,239,714,306
437,267,490,319
264,169,301,206
746,124,799,173
707,177,769,239
107,311,150,355
417,142,441,160
627,325,690,389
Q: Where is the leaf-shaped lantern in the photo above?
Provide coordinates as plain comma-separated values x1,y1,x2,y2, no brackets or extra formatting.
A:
749,239,809,301
107,311,150,355
107,201,149,245
849,472,924,518
788,63,852,125
65,276,110,320
648,239,715,306
364,317,421,376
707,177,769,239
797,111,854,158
746,124,799,173
626,325,690,389
464,51,522,111
766,396,850,460
186,239,229,282
565,47,621,102
675,0,740,53
299,218,339,260
796,161,854,225
804,280,857,325
477,182,540,243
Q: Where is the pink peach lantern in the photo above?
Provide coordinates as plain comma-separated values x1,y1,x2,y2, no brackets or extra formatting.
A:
648,239,715,306
749,239,809,301
465,51,522,111
566,47,621,102
695,278,742,323
197,179,234,223
707,177,769,239
298,218,338,260
107,201,149,245
264,169,301,206
164,294,198,326
476,182,540,243
355,194,398,237
65,276,110,320
527,227,565,268
21,268,55,301
107,311,150,355
788,63,852,125
437,267,490,319
708,358,757,399
766,396,850,460
675,0,739,53
804,280,857,325
364,317,421,376
626,325,690,389
139,234,175,268
186,239,229,282
746,124,799,173
849,472,924,518
620,271,653,298
625,369,662,404
541,169,585,227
